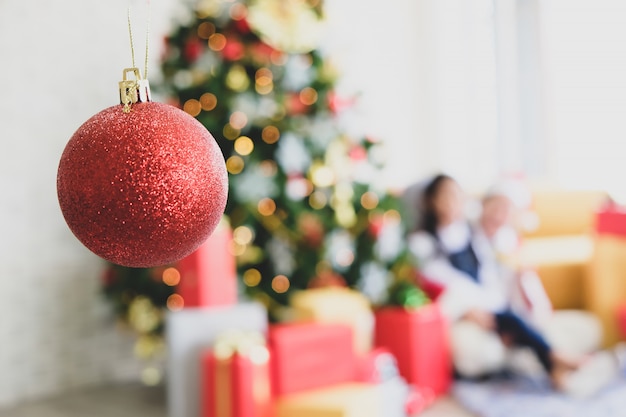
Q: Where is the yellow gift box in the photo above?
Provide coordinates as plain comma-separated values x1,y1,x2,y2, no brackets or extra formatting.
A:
276,383,381,417
289,287,374,354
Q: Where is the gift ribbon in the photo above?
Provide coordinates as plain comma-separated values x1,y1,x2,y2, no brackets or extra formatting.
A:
211,330,271,417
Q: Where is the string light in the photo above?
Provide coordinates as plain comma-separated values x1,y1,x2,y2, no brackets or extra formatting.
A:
183,99,201,117
233,225,254,245
234,136,254,155
311,164,335,187
162,267,181,286
309,191,328,209
229,111,248,129
271,275,290,293
255,68,274,94
166,294,184,311
226,65,250,91
226,155,245,174
259,160,278,176
197,22,216,39
200,92,217,111
208,33,227,51
299,87,318,105
384,209,402,223
243,268,262,287
257,198,276,216
361,191,379,210
223,123,241,140
261,126,280,144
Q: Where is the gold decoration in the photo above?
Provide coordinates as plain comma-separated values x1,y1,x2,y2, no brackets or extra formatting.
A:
128,296,161,334
247,0,326,53
226,65,250,91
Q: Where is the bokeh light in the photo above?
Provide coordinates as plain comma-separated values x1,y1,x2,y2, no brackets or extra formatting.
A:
259,160,278,176
166,294,184,311
197,22,216,39
162,267,181,286
141,367,162,386
271,275,290,293
335,248,355,268
200,92,218,111
311,165,335,187
361,191,380,210
208,33,227,51
226,65,250,91
230,111,248,129
234,136,254,155
226,155,245,174
229,2,247,20
309,190,328,209
183,99,201,117
243,268,262,287
384,209,402,224
299,87,318,105
233,225,254,245
223,123,241,140
262,126,280,144
257,198,276,216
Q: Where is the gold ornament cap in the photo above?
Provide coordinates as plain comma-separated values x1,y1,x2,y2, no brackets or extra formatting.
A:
119,67,151,113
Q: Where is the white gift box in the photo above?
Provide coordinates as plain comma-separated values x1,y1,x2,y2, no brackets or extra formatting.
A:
165,302,268,417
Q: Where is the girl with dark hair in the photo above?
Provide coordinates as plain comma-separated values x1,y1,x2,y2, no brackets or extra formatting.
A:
408,174,582,389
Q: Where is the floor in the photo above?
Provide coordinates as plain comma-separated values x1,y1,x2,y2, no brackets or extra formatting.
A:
0,384,474,417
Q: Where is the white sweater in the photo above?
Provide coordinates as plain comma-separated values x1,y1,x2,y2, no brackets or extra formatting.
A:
408,221,514,321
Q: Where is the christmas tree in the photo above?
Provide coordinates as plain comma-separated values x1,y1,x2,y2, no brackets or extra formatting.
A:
102,0,417,339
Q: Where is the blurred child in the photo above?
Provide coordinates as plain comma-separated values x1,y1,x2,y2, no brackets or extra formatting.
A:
408,174,582,388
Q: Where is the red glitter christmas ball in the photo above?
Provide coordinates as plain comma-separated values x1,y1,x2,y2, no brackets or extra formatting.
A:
57,102,228,268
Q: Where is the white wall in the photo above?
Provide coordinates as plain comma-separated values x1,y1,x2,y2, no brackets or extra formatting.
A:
0,0,181,407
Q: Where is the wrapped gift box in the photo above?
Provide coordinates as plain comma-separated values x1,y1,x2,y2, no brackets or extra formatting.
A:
289,287,374,354
166,303,268,417
374,304,451,397
588,209,626,346
275,383,381,417
175,218,237,307
269,322,356,396
202,332,273,417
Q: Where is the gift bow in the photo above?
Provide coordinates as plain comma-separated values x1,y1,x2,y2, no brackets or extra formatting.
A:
213,329,270,365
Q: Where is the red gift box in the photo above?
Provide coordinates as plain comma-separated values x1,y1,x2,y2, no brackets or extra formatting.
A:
268,322,356,396
596,208,626,238
175,219,237,307
202,349,273,417
374,303,451,397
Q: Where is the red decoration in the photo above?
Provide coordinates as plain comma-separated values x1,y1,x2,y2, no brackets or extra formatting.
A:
268,322,356,396
175,221,238,307
374,304,451,397
57,102,228,268
222,39,245,61
184,38,204,62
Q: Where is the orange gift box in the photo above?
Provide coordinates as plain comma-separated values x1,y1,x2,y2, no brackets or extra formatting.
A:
374,304,451,397
175,218,237,308
202,331,273,417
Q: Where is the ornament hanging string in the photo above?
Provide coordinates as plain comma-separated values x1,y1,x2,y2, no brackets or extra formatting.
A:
121,1,153,112
127,0,151,80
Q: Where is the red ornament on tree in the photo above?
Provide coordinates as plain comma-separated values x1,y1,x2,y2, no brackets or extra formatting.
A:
57,68,228,268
